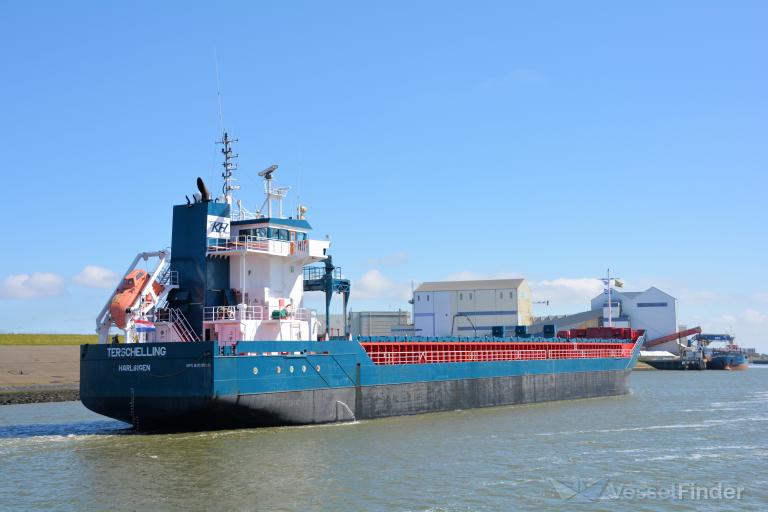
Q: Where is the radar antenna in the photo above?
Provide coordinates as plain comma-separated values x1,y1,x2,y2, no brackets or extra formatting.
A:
256,164,290,218
217,132,239,204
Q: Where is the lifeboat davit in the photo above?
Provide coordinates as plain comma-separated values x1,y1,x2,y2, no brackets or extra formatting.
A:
109,269,164,329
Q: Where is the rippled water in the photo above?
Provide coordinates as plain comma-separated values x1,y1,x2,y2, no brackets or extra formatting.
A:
1,369,767,511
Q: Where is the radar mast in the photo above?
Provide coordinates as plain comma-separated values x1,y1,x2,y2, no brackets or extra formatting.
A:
217,132,239,204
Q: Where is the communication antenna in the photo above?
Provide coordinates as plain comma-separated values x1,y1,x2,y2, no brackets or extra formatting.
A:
213,52,239,205
215,49,225,134
217,131,239,204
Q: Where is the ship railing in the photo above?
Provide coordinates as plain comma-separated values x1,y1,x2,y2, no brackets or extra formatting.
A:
265,307,312,321
366,349,548,365
303,265,342,281
203,305,313,322
204,305,268,321
364,347,633,365
293,308,311,321
547,348,632,359
207,236,309,257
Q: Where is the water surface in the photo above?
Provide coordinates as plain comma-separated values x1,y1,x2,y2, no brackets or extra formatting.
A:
1,370,766,511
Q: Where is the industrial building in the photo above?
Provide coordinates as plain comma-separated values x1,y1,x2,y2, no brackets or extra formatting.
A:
321,279,681,353
527,286,682,353
590,287,678,352
318,311,411,338
349,311,411,337
529,309,601,334
413,279,532,337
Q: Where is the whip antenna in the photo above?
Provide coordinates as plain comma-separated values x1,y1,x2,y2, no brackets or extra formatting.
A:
215,49,225,134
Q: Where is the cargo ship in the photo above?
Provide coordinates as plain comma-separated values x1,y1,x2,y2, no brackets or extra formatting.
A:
640,329,749,371
706,342,749,371
80,133,644,431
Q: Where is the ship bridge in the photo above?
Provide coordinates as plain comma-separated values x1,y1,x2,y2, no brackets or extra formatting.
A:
206,218,328,261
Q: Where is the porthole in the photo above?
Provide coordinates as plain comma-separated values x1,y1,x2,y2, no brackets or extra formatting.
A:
316,364,321,372
276,366,282,374
289,365,295,373
301,365,307,373
252,367,259,375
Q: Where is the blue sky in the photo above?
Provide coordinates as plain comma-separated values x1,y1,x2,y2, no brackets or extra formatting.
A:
1,2,766,349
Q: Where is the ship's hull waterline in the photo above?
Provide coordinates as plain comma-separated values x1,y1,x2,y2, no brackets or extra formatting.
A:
80,341,640,431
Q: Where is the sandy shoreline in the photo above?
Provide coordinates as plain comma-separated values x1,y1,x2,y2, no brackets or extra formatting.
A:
0,345,80,405
0,385,79,405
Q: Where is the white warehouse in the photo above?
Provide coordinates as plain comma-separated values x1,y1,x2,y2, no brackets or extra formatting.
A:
413,279,532,337
590,286,678,351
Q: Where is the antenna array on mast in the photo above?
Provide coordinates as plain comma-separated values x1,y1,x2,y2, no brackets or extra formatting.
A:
217,132,239,204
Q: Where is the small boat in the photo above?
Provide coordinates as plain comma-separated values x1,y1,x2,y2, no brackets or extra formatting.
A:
109,269,164,329
707,349,749,370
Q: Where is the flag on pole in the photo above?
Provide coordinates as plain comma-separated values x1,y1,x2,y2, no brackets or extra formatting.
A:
614,279,624,288
135,319,156,332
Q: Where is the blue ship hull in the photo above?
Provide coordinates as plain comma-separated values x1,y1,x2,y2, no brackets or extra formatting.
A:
707,352,748,370
80,339,641,431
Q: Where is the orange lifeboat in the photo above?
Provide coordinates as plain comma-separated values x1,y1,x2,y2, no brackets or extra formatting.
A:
109,269,164,329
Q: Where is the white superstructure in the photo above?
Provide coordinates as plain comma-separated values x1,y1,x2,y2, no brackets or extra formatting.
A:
97,138,332,346
197,170,330,346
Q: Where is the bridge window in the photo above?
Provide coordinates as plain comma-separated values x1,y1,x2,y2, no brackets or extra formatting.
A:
297,232,307,241
278,229,289,241
267,228,276,239
256,228,267,239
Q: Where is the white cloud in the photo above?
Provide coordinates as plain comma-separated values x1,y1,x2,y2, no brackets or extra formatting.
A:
72,265,119,289
354,270,412,301
742,308,768,325
613,278,719,305
756,293,768,303
366,251,409,267
0,272,66,299
441,271,524,282
528,278,604,307
693,309,768,352
675,289,718,303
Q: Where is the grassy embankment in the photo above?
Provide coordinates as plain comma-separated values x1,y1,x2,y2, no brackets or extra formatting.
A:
0,334,100,345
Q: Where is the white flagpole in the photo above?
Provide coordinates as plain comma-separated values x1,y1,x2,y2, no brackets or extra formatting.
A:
607,268,612,328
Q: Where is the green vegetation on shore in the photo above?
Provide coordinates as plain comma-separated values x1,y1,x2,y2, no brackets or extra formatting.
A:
0,334,100,345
